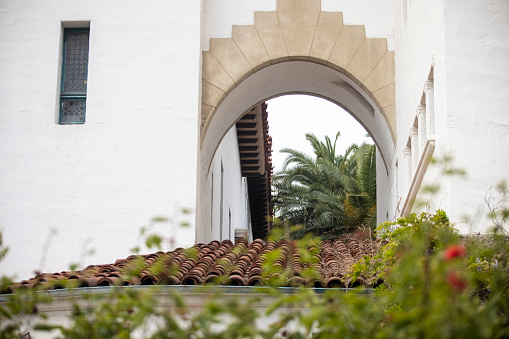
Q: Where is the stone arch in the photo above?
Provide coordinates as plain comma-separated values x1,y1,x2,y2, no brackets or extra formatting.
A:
201,0,396,146
198,0,398,234
202,61,394,173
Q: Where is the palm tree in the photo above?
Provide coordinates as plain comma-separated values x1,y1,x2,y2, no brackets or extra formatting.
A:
272,132,376,240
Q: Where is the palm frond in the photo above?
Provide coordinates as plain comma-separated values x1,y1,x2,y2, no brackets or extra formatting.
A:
272,131,377,239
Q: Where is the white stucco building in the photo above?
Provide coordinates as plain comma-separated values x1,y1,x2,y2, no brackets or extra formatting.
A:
0,0,508,280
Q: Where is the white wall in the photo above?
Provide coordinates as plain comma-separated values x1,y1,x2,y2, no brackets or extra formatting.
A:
0,0,201,279
202,0,276,51
395,0,509,233
204,128,249,242
1,287,312,338
197,61,397,236
393,0,449,216
200,0,398,233
443,0,509,232
322,0,395,50
3,0,505,283
202,0,395,51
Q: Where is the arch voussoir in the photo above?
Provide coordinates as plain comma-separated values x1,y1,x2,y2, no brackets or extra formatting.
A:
202,51,234,92
362,50,396,141
202,81,224,107
310,12,344,64
372,83,396,110
277,0,320,58
382,104,396,141
232,25,271,72
346,38,388,86
209,38,253,86
362,51,395,94
254,11,288,62
201,1,397,143
327,25,366,72
201,104,214,128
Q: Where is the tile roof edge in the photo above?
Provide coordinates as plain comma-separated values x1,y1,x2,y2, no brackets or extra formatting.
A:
0,285,375,303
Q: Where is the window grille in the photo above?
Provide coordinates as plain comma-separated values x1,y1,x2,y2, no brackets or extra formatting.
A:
59,28,89,124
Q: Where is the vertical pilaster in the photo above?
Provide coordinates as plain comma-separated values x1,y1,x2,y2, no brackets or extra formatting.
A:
424,80,435,138
404,147,413,189
417,105,426,153
410,126,419,175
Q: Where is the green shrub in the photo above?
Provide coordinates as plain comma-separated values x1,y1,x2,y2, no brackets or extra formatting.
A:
2,210,508,338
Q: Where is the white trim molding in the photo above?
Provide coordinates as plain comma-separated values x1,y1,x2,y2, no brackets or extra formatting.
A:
235,228,249,241
402,139,435,216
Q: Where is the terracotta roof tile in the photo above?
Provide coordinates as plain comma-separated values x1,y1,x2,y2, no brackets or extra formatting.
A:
6,238,385,293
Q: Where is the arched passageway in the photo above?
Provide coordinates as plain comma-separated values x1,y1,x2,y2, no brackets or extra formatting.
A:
202,61,394,172
197,0,397,241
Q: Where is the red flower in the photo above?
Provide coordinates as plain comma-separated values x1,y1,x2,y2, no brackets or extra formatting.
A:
444,245,467,261
446,271,468,293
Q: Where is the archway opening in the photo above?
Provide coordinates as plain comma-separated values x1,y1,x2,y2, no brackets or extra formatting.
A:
269,94,376,239
197,61,396,243
268,94,373,173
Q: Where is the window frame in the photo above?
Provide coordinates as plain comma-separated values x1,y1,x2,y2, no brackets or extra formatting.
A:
59,27,90,125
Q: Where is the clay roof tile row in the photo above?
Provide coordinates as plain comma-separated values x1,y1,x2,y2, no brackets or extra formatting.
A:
6,238,386,293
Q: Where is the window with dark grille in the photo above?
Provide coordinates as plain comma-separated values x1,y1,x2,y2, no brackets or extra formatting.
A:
59,28,89,124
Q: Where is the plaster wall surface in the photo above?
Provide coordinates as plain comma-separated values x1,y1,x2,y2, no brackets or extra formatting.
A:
205,128,249,243
202,0,276,51
376,149,396,222
199,0,398,237
442,0,509,232
202,0,395,51
394,0,449,215
197,60,397,236
0,0,201,279
395,0,509,233
3,0,506,283
1,287,329,338
321,0,395,50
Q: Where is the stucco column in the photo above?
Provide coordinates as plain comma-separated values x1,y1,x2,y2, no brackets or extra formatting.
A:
417,105,426,153
403,147,413,189
409,126,419,176
424,80,435,138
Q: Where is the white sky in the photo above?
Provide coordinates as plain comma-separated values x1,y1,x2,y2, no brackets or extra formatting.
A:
267,95,373,172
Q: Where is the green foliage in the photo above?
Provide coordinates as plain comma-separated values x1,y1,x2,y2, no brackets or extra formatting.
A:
377,221,509,338
2,208,509,338
145,234,163,251
35,288,157,339
0,233,8,262
0,288,51,338
347,210,509,338
272,132,376,240
0,234,52,338
348,210,457,285
485,181,509,235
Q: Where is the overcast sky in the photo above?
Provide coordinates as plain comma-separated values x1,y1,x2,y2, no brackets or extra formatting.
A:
267,95,373,172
